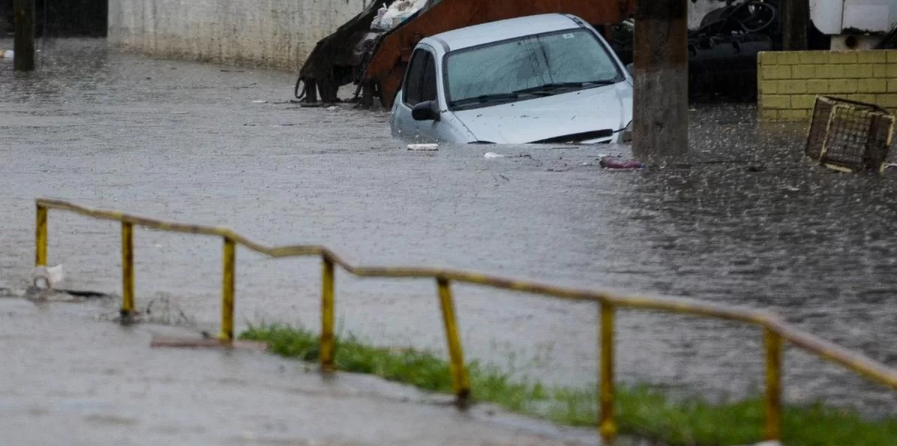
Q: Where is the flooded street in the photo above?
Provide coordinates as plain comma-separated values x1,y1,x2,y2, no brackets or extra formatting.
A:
2,38,897,419
0,296,606,445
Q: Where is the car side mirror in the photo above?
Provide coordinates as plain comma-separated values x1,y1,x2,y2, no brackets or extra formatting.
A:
412,100,440,122
626,63,633,75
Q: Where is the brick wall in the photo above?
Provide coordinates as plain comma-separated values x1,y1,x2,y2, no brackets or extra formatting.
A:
758,50,897,121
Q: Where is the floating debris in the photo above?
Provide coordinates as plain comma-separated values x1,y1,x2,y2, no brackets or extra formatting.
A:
599,156,645,170
32,265,64,289
408,144,438,151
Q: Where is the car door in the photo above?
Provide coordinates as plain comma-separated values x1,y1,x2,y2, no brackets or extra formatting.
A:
392,45,440,142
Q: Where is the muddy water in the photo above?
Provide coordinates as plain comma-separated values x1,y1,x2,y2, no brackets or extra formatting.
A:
0,297,611,446
2,39,897,415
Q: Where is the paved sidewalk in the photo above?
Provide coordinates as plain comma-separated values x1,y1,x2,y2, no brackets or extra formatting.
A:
0,293,620,446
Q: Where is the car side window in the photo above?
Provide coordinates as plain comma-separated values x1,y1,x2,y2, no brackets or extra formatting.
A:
404,49,428,106
420,53,437,103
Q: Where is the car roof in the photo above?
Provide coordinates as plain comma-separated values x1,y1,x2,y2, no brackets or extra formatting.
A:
425,14,584,52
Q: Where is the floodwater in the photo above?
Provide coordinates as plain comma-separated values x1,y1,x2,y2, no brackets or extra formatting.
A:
0,295,611,445
2,39,897,421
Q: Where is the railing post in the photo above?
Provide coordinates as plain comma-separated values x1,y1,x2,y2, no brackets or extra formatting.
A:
437,278,471,405
764,328,783,441
599,302,617,445
35,204,47,267
121,222,135,320
219,237,236,342
320,255,336,371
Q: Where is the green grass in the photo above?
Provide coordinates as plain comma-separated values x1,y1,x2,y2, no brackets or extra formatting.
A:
240,324,897,446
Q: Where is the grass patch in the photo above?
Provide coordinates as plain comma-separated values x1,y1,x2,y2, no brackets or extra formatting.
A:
241,324,897,446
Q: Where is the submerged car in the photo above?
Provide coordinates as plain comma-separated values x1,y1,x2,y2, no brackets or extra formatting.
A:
390,13,633,145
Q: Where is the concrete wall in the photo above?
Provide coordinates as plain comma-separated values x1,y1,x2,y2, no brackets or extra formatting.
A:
106,0,729,70
108,0,367,70
758,50,897,120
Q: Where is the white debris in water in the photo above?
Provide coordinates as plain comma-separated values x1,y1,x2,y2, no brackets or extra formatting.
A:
32,265,64,289
326,106,338,111
407,143,438,151
252,100,268,104
0,50,13,59
372,0,427,31
484,152,507,159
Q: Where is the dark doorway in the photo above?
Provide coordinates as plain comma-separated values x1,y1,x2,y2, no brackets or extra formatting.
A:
1,0,108,38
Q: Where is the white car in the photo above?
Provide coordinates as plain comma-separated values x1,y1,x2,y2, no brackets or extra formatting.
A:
390,13,633,145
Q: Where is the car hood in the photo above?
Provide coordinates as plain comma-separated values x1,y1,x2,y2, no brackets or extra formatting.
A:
451,83,632,144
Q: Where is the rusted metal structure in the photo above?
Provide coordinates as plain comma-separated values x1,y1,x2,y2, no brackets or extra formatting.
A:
34,197,897,445
295,1,388,104
297,0,634,108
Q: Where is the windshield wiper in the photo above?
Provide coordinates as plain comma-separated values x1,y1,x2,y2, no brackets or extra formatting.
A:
449,93,520,109
513,80,617,96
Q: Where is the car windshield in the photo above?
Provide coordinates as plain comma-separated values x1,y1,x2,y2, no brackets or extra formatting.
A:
444,29,621,110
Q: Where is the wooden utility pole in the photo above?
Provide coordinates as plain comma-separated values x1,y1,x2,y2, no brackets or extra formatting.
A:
632,0,689,163
14,0,35,71
783,0,809,50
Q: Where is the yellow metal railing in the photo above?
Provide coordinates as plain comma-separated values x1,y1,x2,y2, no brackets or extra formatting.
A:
33,198,897,444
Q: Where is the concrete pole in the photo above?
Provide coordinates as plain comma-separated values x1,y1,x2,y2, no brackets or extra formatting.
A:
632,0,690,163
14,0,35,71
783,0,810,51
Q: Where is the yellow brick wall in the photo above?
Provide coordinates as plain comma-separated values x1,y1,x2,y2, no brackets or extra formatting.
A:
758,50,897,121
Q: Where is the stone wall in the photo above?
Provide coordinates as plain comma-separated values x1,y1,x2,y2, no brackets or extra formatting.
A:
758,50,897,121
108,0,367,71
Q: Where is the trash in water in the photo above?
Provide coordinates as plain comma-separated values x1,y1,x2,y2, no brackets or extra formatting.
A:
599,156,645,170
805,96,895,173
484,152,507,159
326,106,338,111
32,265,65,289
372,0,427,31
252,100,268,104
408,144,438,151
0,50,13,59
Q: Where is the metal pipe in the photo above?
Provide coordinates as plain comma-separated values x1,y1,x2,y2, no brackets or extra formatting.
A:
600,302,617,445
437,278,470,405
121,222,135,318
219,237,236,342
35,204,47,267
320,256,336,371
765,328,783,441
